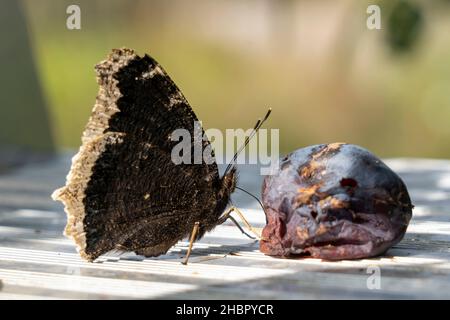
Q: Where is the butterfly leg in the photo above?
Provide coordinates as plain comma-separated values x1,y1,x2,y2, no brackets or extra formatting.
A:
230,207,263,240
216,207,255,239
182,221,200,265
218,207,263,240
217,207,234,224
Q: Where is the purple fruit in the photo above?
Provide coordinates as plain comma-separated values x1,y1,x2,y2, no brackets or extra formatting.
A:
260,143,413,260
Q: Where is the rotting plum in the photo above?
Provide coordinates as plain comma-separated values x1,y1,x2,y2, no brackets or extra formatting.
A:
260,143,413,260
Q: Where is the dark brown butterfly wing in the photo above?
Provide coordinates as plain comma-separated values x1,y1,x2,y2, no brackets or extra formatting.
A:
52,48,221,261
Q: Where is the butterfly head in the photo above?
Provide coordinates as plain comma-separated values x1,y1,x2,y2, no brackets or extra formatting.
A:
219,166,237,202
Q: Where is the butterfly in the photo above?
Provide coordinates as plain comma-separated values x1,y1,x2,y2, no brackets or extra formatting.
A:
52,48,270,264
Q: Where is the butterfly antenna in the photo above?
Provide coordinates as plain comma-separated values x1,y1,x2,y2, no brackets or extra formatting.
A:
224,108,272,175
235,186,265,213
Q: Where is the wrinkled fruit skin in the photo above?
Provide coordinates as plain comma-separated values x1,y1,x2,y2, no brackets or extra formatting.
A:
260,143,413,260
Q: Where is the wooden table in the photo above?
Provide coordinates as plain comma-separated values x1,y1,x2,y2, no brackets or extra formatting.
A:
0,154,450,299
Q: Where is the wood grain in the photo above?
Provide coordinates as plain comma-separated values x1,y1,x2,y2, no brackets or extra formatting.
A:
0,155,449,299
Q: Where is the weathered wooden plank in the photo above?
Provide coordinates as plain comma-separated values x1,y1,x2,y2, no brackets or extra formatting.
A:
0,155,449,299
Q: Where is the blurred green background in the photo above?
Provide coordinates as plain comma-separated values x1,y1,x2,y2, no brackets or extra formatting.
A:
1,0,450,160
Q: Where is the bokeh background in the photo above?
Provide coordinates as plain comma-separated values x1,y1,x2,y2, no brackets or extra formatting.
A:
1,0,450,169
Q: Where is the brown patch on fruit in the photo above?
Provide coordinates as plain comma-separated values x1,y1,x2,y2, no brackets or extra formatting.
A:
330,197,349,209
296,184,321,204
315,224,329,236
296,227,309,240
313,142,345,160
300,161,321,179
299,143,345,179
318,196,350,209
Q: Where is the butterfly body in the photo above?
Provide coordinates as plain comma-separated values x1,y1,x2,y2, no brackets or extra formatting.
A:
52,48,237,261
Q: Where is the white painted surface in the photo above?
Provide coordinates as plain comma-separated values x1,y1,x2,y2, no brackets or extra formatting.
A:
0,154,449,299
